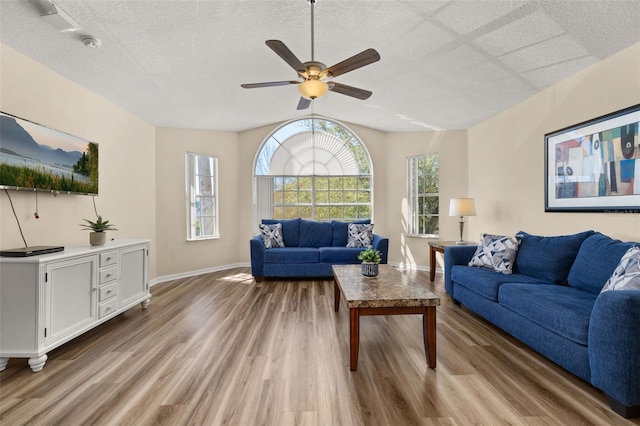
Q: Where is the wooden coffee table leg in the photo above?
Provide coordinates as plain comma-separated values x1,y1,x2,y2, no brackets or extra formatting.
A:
424,306,437,368
350,308,360,371
334,280,340,312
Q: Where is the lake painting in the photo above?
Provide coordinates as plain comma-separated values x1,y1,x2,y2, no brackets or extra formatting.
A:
0,112,99,195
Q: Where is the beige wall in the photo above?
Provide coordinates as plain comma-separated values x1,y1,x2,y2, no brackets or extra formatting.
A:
0,44,157,277
154,128,240,277
385,131,468,269
468,42,640,242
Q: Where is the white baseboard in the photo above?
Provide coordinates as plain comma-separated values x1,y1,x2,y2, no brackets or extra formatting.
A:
149,261,435,287
150,262,251,287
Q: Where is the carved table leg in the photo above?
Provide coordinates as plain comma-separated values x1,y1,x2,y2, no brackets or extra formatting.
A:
0,357,9,371
28,354,47,372
350,308,360,371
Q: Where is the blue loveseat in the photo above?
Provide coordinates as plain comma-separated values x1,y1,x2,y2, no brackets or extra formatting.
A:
444,230,640,418
250,218,389,280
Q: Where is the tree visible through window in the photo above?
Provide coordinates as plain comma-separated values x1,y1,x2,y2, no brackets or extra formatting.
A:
408,153,439,236
186,152,218,240
255,118,372,222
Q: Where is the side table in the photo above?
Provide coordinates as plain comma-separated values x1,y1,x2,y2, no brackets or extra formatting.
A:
428,240,475,281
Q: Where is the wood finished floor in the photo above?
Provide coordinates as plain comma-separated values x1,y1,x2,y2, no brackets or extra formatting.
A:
1,267,639,426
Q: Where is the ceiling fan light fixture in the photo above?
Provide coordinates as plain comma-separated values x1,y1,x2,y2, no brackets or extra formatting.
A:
298,79,328,100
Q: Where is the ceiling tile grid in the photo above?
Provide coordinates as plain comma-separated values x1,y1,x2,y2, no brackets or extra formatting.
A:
0,0,639,132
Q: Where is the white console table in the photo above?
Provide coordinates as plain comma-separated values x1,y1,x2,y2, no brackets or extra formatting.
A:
0,239,151,372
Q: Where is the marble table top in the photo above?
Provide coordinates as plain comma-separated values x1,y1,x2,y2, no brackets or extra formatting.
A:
332,265,441,309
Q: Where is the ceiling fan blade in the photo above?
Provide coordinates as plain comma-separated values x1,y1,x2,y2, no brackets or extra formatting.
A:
297,97,311,110
328,82,372,100
266,40,304,72
241,81,299,89
322,48,380,78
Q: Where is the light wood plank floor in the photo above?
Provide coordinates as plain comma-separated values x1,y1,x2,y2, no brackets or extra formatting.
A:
1,267,639,425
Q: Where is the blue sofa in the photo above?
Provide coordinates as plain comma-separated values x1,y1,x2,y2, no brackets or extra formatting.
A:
250,218,389,280
444,231,640,418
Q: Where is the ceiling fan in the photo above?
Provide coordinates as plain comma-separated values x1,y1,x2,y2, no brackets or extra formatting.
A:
240,0,380,110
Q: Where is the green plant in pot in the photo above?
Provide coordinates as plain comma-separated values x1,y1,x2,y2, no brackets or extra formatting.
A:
358,247,381,277
80,216,117,246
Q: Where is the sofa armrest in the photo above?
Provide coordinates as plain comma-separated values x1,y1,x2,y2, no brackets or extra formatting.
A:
589,290,640,407
250,235,265,278
444,245,477,296
372,234,389,264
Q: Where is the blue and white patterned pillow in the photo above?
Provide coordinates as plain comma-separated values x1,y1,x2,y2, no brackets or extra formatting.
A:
468,233,521,274
601,246,640,292
346,223,374,248
259,223,285,249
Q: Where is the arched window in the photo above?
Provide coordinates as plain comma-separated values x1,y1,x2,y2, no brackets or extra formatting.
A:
254,117,373,222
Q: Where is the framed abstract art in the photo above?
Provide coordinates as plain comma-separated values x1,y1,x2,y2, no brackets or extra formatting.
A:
545,104,640,212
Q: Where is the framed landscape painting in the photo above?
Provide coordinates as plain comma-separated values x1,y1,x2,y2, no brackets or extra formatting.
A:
545,104,640,212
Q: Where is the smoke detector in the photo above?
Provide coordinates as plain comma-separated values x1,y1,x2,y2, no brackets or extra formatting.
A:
82,37,101,49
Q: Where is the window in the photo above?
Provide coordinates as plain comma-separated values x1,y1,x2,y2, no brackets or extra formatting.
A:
408,153,439,236
186,152,218,240
255,118,372,222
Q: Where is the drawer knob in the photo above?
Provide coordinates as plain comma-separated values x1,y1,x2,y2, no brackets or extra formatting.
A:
106,274,112,278
106,257,112,261
107,290,112,294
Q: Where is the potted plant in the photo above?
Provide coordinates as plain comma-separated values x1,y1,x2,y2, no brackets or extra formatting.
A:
80,215,117,246
358,247,382,277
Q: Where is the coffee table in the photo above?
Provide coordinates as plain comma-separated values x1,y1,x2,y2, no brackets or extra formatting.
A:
332,265,441,371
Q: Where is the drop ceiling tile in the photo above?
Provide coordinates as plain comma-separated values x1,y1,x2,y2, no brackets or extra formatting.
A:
424,45,489,75
522,55,599,89
434,0,529,35
474,9,566,57
499,34,590,74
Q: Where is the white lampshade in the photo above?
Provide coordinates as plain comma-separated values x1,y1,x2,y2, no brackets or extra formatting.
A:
449,198,476,217
298,79,328,100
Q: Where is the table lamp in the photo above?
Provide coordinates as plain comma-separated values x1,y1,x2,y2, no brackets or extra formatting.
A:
449,198,476,244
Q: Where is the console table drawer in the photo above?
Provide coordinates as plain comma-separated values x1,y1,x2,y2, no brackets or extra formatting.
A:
99,266,117,284
99,251,118,268
99,298,118,319
99,282,118,302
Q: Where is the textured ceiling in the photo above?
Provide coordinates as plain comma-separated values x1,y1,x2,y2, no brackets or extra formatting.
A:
1,0,640,132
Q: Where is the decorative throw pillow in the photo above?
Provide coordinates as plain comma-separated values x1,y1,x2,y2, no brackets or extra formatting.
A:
601,246,640,292
346,223,374,248
468,233,521,274
259,223,285,249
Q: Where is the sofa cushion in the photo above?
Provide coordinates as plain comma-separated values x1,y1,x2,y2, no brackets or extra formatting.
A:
263,247,319,264
258,223,285,248
319,247,365,263
451,265,553,302
601,246,640,292
331,219,371,247
468,233,520,274
498,283,597,345
346,223,374,248
299,219,333,247
568,232,636,294
514,230,594,284
262,218,301,247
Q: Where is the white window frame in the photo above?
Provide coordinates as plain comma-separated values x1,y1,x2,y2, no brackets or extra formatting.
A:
407,153,439,237
186,152,218,240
